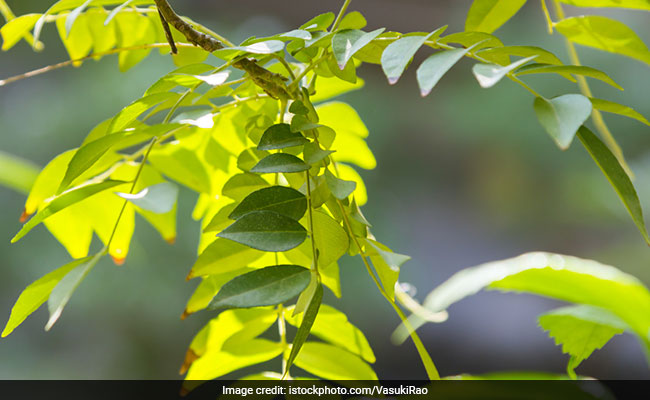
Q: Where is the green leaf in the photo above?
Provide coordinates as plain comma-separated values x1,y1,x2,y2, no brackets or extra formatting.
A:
577,126,650,245
257,124,310,150
116,182,178,214
289,100,309,115
286,304,375,363
417,45,474,97
208,265,311,309
300,12,335,31
188,238,262,279
555,16,650,65
366,239,410,301
104,0,134,25
183,268,254,316
218,210,307,252
533,94,592,150
439,31,505,54
558,0,650,9
12,180,128,243
539,304,626,373
381,31,437,84
465,0,527,33
222,173,270,202
1,13,41,51
324,170,356,200
414,252,650,340
331,28,385,69
2,256,88,337
516,64,623,90
108,92,178,133
251,154,310,174
337,11,367,31
311,75,365,103
477,45,564,66
589,98,649,126
215,40,285,59
149,146,212,194
46,252,102,331
294,342,377,380
0,150,39,195
313,210,349,268
303,142,335,165
472,55,536,88
285,283,323,375
229,186,307,221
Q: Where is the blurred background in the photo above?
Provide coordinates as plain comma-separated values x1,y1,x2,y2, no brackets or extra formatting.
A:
1,0,649,380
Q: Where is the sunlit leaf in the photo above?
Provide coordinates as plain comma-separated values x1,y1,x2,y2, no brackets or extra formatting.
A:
558,0,650,9
533,94,592,150
188,238,263,279
324,170,356,200
229,186,307,221
337,11,367,31
116,182,178,214
332,28,385,69
465,0,527,33
577,126,650,245
183,268,254,316
294,342,377,380
312,210,349,268
555,16,650,65
381,31,437,85
286,282,322,375
149,145,212,194
208,265,311,309
366,239,409,301
108,92,178,133
300,12,335,31
218,210,307,252
516,64,623,90
1,13,41,51
417,44,476,96
477,45,563,66
589,98,649,126
64,0,91,37
222,173,270,202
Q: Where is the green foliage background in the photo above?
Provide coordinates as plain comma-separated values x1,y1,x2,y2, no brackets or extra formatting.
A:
0,0,649,379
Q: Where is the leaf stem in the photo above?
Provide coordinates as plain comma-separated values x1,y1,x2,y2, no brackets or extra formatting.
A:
551,0,632,177
335,198,440,380
305,171,319,273
540,0,554,34
288,53,330,92
331,0,352,32
277,304,290,377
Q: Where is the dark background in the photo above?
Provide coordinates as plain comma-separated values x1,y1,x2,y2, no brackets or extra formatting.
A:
1,0,649,379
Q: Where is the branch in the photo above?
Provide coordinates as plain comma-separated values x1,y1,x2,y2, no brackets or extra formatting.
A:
153,0,294,100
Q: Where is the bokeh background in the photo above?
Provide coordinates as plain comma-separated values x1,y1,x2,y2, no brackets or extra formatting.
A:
1,0,649,379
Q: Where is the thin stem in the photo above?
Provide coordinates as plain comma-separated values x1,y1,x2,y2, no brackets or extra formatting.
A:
288,53,329,91
510,75,543,97
335,199,440,380
106,137,158,248
277,304,289,377
551,0,632,177
271,54,297,80
540,0,554,34
331,0,352,32
305,172,319,273
0,43,192,87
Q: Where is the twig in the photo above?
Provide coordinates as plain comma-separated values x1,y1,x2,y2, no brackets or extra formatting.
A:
157,9,178,54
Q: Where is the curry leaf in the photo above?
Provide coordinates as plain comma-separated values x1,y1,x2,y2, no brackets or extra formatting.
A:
251,154,310,174
229,186,307,221
217,210,307,252
257,124,310,151
465,0,527,33
533,94,592,150
285,283,323,375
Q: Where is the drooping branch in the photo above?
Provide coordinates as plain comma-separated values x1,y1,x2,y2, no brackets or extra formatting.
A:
153,0,295,100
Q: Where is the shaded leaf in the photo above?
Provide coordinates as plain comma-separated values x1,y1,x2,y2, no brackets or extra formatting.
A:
589,98,649,126
12,180,128,243
257,124,309,150
208,265,311,309
46,252,102,331
218,210,307,252
251,154,310,174
0,150,39,195
285,283,323,375
332,28,385,69
229,186,307,221
303,142,335,165
417,45,475,96
516,64,623,90
324,169,356,200
555,16,650,65
381,31,437,85
472,55,536,88
366,239,410,301
577,126,650,245
465,0,527,33
533,94,592,150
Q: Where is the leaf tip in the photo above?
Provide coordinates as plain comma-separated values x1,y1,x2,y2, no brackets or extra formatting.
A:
420,88,431,97
387,77,399,85
19,209,30,223
165,236,176,245
180,309,190,320
111,256,125,266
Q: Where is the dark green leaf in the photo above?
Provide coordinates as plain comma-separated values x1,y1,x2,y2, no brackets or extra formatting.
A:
332,28,385,69
46,252,102,331
555,16,650,65
589,98,649,126
251,154,310,174
472,55,536,88
229,186,307,221
381,31,437,85
285,283,323,375
257,124,310,151
465,0,527,33
324,170,356,200
577,126,650,244
289,101,310,115
533,94,592,150
516,64,623,90
208,265,311,309
117,182,178,214
12,180,128,243
217,210,307,252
